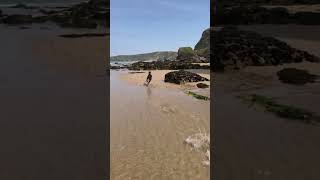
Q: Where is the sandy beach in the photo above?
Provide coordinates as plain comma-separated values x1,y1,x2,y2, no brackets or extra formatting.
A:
0,23,108,179
214,25,320,180
110,70,210,179
120,69,210,96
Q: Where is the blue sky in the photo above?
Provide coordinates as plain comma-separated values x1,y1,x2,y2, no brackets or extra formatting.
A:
111,0,210,56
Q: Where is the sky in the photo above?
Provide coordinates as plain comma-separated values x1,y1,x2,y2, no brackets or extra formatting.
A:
111,0,210,56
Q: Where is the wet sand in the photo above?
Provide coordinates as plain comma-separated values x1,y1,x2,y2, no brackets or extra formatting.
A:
0,24,108,180
214,25,320,179
110,70,210,179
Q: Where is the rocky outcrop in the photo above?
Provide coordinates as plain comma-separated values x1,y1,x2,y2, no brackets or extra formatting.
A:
10,3,38,9
277,68,318,85
0,0,109,28
164,70,209,84
214,5,320,25
59,33,109,38
110,65,128,70
294,12,320,25
2,15,33,24
212,27,319,71
128,61,210,70
177,47,197,61
194,28,210,60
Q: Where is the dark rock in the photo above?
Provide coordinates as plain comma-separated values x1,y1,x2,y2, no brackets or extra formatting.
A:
110,66,121,70
215,5,320,25
294,12,320,25
10,3,38,9
212,27,320,72
19,26,30,29
164,70,209,84
128,71,145,74
2,15,33,24
59,33,109,38
32,15,49,23
0,0,108,28
215,6,292,25
110,65,128,70
40,26,50,30
128,60,210,70
277,68,318,85
39,9,60,15
196,83,209,88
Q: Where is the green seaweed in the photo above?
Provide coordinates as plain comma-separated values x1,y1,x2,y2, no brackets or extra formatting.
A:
238,94,319,124
187,91,210,101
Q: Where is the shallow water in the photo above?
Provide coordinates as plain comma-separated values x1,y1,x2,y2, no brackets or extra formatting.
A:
110,71,210,180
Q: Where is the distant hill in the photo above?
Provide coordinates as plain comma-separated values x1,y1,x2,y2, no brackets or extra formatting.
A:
110,51,177,62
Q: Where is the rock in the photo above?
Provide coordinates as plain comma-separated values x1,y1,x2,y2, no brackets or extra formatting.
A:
32,15,49,23
0,0,108,28
294,12,320,25
128,71,145,74
128,60,210,70
40,26,50,30
215,5,320,25
196,83,209,88
212,27,320,72
277,68,318,85
19,26,30,29
110,65,128,70
2,15,33,24
39,9,60,15
195,28,210,61
59,33,109,38
164,70,209,84
215,6,285,25
177,47,197,61
195,29,210,51
110,66,121,70
10,3,38,9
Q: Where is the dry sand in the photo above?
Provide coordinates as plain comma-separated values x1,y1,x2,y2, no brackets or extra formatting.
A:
214,25,320,180
120,69,210,97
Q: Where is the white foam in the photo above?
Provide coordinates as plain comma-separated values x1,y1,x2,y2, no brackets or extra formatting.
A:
185,132,210,166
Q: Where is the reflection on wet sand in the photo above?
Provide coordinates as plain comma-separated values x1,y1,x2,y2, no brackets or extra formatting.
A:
146,86,152,97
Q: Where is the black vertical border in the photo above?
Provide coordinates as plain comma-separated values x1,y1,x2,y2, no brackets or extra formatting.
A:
106,0,111,179
210,0,215,179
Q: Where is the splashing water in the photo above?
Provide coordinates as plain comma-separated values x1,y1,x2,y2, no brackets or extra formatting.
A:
184,132,210,166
